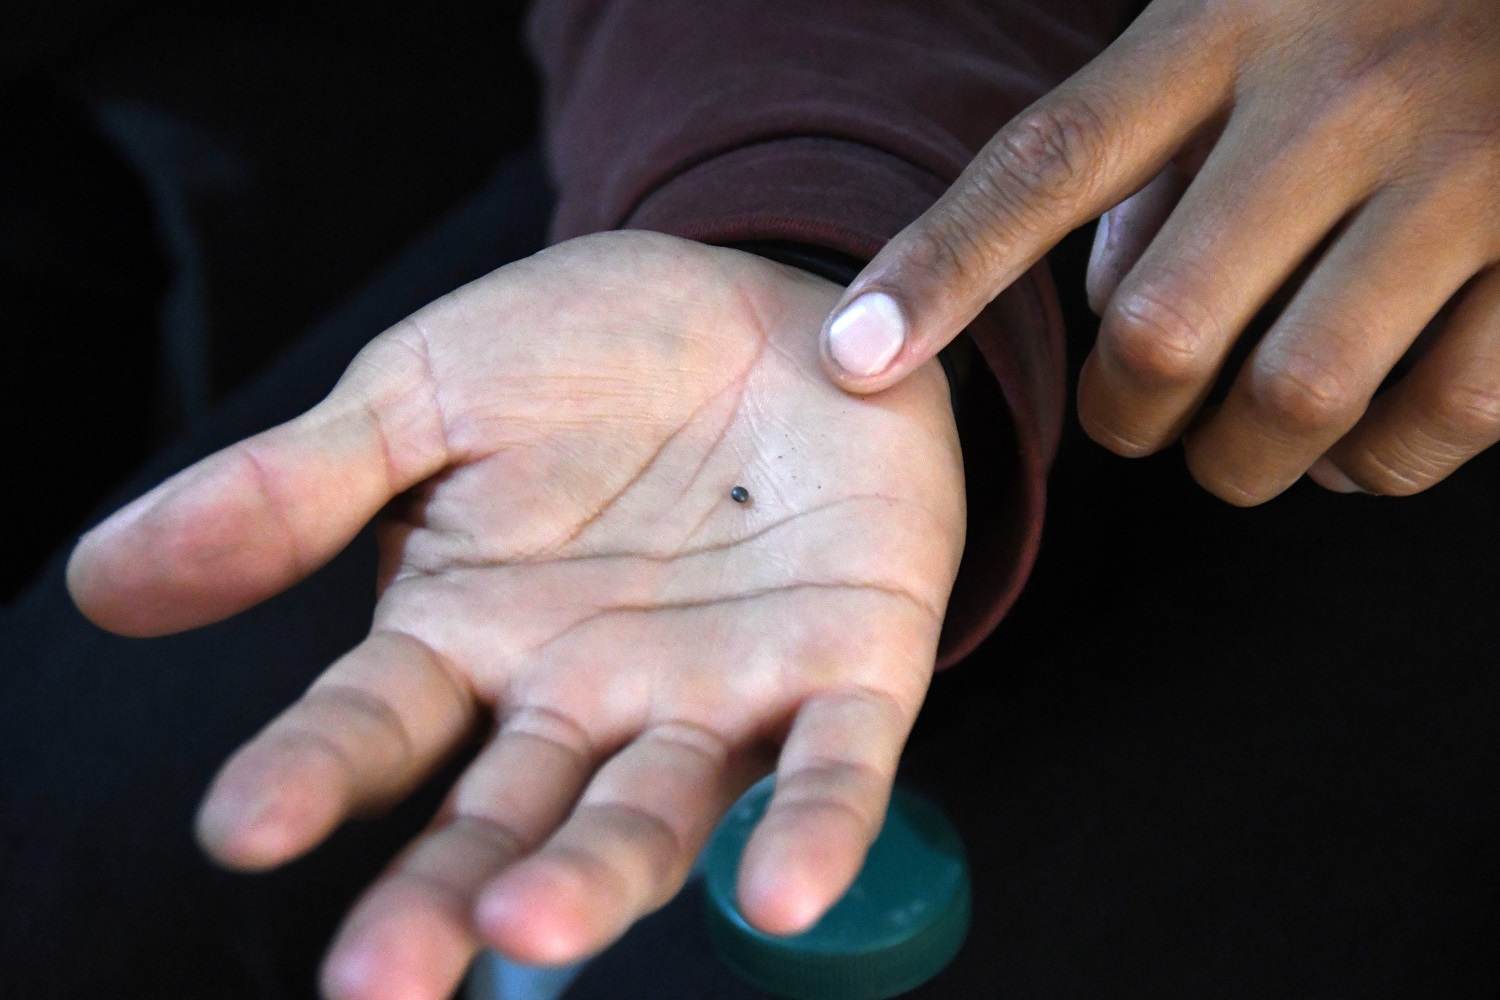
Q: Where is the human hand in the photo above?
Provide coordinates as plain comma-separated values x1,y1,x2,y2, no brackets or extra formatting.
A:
819,0,1500,503
66,232,964,1000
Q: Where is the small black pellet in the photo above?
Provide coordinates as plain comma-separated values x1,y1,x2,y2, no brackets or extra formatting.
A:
730,486,750,504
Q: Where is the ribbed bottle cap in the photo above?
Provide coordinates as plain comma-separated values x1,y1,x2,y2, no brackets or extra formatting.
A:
702,777,970,1000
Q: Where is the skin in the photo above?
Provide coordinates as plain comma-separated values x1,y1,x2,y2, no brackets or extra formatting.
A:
66,231,964,1000
822,0,1500,503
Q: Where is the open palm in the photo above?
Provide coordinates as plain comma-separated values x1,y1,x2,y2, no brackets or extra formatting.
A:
68,231,965,1000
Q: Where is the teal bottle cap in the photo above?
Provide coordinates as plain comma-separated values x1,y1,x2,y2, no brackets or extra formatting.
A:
702,777,970,1000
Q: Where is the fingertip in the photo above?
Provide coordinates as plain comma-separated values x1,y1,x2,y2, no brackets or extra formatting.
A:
320,931,438,1000
64,494,165,636
475,867,594,966
322,884,480,1000
735,819,861,937
1074,390,1161,459
192,793,241,864
61,464,262,637
736,860,827,937
194,789,299,871
64,535,105,625
195,751,344,870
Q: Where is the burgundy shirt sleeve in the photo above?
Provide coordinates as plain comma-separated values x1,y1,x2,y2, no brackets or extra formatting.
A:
528,0,1134,667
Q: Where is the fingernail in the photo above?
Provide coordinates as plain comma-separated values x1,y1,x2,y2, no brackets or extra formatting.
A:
1085,211,1116,315
1307,458,1369,494
827,293,905,378
1089,210,1113,270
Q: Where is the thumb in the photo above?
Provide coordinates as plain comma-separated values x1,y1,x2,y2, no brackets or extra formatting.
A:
819,5,1232,394
67,330,450,637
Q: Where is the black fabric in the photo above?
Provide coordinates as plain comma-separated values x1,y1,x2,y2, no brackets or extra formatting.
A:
3,0,538,597
562,229,1500,999
728,240,864,287
0,79,169,600
0,149,552,1000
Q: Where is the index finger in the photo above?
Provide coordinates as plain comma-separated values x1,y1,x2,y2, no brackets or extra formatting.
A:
819,3,1237,393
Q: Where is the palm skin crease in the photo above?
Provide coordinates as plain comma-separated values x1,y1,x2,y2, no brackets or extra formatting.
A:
66,231,966,1000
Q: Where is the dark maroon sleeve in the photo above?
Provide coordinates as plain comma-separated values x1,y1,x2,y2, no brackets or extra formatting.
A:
528,0,1134,667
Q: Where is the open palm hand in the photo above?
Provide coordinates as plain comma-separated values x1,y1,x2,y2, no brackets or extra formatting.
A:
68,231,965,1000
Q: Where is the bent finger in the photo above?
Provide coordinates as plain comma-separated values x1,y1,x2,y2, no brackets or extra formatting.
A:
1079,98,1377,459
1317,267,1500,495
67,326,450,637
820,3,1237,392
1186,190,1491,504
196,629,476,870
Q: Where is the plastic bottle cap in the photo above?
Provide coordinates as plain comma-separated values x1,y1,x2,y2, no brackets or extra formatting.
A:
702,777,970,1000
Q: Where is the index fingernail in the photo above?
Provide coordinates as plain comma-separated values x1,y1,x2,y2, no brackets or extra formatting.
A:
828,293,905,378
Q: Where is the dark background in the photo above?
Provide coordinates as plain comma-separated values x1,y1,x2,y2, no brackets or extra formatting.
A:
3,0,537,600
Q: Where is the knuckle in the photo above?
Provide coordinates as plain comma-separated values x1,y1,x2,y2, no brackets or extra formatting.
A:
898,209,1004,292
1317,32,1406,100
644,720,731,766
912,93,1121,291
1102,289,1215,385
1351,451,1435,496
1419,119,1500,177
1384,153,1500,257
1312,19,1442,111
773,764,884,831
781,758,885,803
547,839,639,906
1269,34,1429,156
1247,349,1359,433
984,96,1114,211
1434,378,1500,441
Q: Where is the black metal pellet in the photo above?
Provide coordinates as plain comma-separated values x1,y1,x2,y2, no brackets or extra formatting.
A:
730,485,750,504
